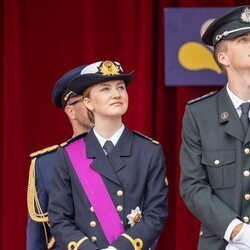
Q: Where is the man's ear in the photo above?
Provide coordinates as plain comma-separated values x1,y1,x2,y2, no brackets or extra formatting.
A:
84,97,94,111
218,51,229,67
64,105,76,120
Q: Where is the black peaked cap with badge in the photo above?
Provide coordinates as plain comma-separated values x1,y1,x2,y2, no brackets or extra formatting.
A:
202,5,250,46
52,65,86,108
67,60,135,96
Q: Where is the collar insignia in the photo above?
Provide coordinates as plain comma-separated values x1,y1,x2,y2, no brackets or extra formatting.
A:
221,112,229,120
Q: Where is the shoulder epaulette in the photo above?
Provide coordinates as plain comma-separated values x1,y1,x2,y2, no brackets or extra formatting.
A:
188,91,217,105
27,142,66,249
28,144,59,228
66,132,88,145
133,130,159,144
29,144,59,158
60,141,68,147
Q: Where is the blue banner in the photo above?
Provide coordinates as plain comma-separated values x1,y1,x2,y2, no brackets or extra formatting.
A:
164,8,230,86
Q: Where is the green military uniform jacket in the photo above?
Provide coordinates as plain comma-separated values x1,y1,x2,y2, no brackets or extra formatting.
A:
180,86,250,250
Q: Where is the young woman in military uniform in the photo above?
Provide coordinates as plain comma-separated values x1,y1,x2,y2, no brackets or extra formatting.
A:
48,60,168,250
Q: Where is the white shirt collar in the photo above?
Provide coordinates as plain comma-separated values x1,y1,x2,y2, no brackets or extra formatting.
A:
226,84,250,117
93,124,125,148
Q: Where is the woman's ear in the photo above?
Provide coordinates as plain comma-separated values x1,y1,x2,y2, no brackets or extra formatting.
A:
84,97,94,111
64,105,76,120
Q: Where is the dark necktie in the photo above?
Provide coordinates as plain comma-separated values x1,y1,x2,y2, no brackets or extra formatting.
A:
240,102,250,134
103,140,114,155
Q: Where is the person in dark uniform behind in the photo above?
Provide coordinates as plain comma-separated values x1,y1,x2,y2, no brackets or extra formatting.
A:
27,66,93,250
48,60,168,250
180,5,250,250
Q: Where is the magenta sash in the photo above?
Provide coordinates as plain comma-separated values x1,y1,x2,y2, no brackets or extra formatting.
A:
66,139,124,244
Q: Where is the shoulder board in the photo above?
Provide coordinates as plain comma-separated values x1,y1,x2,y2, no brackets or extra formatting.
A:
30,133,88,158
188,91,217,105
66,132,88,144
29,144,58,158
60,141,68,147
133,130,159,144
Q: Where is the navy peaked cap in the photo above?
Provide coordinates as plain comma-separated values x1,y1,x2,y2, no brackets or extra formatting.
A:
202,5,250,46
67,60,135,96
52,65,86,108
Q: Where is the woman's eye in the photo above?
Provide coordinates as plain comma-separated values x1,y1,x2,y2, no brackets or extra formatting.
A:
101,87,109,91
118,85,125,90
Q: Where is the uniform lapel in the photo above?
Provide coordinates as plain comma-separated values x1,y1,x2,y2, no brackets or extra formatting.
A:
218,87,245,143
108,127,132,173
84,129,121,185
244,127,250,145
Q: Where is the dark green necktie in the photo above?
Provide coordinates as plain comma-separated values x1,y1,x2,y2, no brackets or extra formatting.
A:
240,102,250,134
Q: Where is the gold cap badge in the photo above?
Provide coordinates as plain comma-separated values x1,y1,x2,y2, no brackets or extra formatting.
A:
97,61,121,75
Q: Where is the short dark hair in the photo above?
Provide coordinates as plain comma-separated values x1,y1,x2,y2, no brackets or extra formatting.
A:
213,40,228,75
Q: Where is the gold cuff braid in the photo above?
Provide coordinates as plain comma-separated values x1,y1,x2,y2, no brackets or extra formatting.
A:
68,237,88,250
121,233,143,250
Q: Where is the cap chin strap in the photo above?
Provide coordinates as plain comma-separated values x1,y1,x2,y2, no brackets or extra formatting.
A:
215,27,250,42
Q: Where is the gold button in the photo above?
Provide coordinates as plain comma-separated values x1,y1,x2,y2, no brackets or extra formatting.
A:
214,160,220,165
91,236,97,242
90,221,96,227
245,194,250,200
90,206,94,212
117,190,123,196
244,170,250,177
243,216,250,223
199,231,203,236
245,148,250,155
117,205,123,212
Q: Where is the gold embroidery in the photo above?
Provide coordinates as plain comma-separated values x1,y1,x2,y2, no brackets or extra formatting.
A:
47,237,56,249
27,157,48,223
60,141,68,147
27,157,52,247
98,61,121,75
29,145,58,158
122,233,143,250
68,237,88,250
27,145,58,248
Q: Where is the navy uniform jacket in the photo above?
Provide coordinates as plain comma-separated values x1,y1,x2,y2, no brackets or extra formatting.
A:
180,87,250,250
27,145,60,250
27,134,85,250
48,127,168,250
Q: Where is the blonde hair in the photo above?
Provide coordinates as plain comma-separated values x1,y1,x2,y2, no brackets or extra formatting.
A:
82,87,95,124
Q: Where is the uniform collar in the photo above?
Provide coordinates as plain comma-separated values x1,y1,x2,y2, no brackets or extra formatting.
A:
93,124,125,148
219,86,246,143
227,83,250,117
